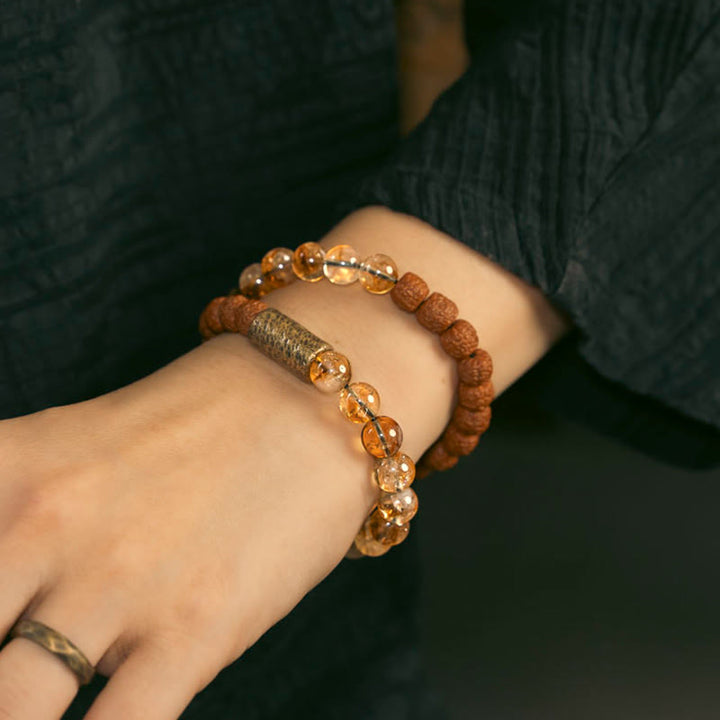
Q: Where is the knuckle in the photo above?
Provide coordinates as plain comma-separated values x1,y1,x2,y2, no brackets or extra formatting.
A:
13,478,74,534
168,585,227,632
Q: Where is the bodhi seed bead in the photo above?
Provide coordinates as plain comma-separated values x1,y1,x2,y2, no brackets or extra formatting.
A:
309,350,351,393
323,244,361,285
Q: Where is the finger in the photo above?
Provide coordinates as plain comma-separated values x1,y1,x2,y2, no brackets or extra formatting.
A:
83,639,212,720
0,593,122,720
0,542,48,643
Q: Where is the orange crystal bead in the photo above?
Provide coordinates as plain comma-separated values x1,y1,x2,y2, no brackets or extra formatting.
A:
361,415,403,458
353,524,392,557
260,247,295,288
323,244,360,285
377,487,418,525
309,350,351,393
292,241,326,282
372,453,415,493
367,509,410,546
239,263,268,298
358,253,398,294
338,382,380,423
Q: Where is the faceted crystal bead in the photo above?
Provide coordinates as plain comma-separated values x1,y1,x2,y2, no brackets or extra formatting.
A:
239,263,268,298
361,416,403,458
260,247,295,288
323,244,360,285
368,510,410,546
309,350,351,393
292,242,326,282
377,487,418,525
373,453,415,493
358,253,398,294
338,382,380,423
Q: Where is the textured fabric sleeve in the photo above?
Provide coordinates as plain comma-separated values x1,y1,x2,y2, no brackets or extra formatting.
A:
346,0,720,463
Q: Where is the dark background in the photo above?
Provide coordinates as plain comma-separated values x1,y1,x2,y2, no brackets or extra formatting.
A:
416,367,720,719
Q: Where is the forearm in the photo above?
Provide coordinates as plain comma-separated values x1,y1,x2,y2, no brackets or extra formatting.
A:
266,206,572,460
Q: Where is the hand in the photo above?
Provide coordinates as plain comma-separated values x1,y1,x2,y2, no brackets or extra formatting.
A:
0,332,378,719
0,206,570,720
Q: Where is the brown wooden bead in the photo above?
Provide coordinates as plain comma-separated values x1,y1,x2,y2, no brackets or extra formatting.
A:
203,297,226,334
442,426,480,456
390,272,429,312
457,348,493,384
452,405,492,434
236,299,269,335
198,314,214,341
458,380,494,410
440,319,479,359
422,441,459,471
219,294,249,332
415,292,458,334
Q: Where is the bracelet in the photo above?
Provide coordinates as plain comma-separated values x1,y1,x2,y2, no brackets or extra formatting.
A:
198,295,418,558
233,242,494,479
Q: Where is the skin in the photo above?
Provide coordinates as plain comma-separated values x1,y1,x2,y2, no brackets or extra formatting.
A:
0,207,570,719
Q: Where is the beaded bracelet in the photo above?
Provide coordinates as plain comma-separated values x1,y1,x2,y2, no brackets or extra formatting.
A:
233,242,494,479
198,294,418,558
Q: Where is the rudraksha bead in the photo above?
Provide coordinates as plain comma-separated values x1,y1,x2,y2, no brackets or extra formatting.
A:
457,380,494,410
415,292,458,334
198,314,213,341
440,319,479,359
421,441,459,472
204,297,226,334
237,299,269,335
219,294,249,333
390,271,429,312
442,426,480,456
457,349,493,385
451,405,492,434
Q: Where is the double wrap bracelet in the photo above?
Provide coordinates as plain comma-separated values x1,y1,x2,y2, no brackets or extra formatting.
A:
199,241,493,558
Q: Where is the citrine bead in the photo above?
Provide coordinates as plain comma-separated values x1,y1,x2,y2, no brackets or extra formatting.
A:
377,487,418,525
260,247,295,288
367,510,410,546
323,244,360,285
292,242,326,282
361,416,403,458
358,253,398,294
338,382,380,423
353,527,392,557
309,350,351,393
373,453,415,493
239,263,268,298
